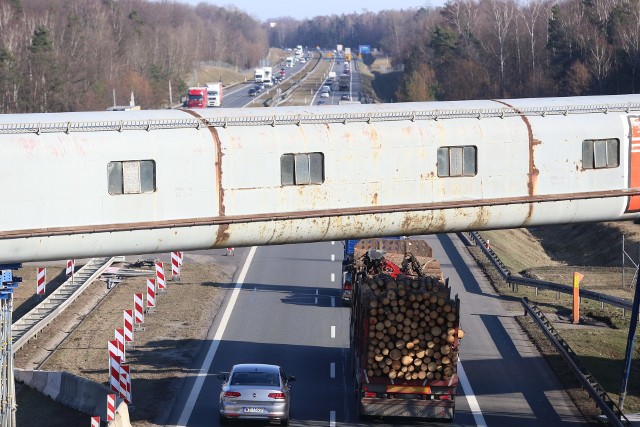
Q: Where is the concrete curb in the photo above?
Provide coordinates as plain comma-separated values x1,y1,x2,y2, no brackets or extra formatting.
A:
15,368,132,427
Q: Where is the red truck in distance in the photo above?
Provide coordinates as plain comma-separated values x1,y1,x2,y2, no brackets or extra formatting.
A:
187,87,207,108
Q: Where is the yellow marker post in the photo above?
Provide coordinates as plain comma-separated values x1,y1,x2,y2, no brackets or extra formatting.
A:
573,272,584,324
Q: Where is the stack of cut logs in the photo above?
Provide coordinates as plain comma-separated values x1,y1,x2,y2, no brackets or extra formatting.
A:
362,274,463,381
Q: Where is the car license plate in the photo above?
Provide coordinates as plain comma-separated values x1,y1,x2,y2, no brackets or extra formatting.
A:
243,407,265,413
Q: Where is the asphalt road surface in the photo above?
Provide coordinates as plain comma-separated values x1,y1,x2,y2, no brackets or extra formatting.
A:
165,234,588,426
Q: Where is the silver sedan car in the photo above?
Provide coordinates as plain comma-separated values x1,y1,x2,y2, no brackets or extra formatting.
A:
218,363,295,425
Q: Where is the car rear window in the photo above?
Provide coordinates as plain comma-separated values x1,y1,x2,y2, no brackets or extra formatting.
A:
231,372,280,386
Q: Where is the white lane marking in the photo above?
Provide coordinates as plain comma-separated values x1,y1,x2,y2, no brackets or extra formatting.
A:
331,254,335,261
331,325,336,338
331,297,335,307
176,246,258,426
332,241,335,245
315,289,319,305
330,362,336,378
331,273,335,282
457,358,487,427
330,410,336,427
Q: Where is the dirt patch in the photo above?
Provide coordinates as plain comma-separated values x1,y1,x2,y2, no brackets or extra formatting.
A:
14,261,236,426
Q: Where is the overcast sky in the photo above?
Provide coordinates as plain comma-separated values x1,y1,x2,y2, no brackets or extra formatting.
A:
175,0,444,21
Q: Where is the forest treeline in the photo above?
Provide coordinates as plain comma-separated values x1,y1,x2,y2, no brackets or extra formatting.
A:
1,0,639,113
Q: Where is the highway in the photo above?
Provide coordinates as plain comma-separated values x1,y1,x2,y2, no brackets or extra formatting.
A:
166,57,589,426
219,56,311,108
167,234,588,426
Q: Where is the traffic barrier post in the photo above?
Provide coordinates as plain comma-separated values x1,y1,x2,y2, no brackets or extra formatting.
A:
171,252,181,281
156,261,166,292
146,278,156,313
66,259,75,276
36,267,46,295
115,328,125,362
134,293,144,330
108,348,120,394
123,309,133,344
90,416,100,427
120,364,132,404
106,393,115,421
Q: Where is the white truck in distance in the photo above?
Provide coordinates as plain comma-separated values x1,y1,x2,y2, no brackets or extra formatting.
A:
254,68,264,83
263,66,273,86
205,82,223,107
286,57,295,67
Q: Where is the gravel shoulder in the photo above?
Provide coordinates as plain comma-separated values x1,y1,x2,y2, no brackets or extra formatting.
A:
14,257,236,426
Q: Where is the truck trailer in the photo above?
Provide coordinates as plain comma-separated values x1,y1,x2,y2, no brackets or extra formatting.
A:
339,74,351,91
348,238,461,421
205,82,223,107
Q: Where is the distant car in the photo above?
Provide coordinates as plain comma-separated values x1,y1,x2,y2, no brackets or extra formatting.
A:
341,94,350,101
248,88,257,96
318,100,327,105
218,363,295,425
320,91,329,98
254,84,264,93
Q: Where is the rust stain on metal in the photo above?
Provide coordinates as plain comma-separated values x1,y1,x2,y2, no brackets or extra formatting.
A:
3,189,640,241
494,100,538,224
183,109,227,246
372,192,379,206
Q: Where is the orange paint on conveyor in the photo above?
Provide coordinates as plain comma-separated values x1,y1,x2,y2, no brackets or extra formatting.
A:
627,117,640,212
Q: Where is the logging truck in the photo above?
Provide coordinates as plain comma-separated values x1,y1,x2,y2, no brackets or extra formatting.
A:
348,238,462,421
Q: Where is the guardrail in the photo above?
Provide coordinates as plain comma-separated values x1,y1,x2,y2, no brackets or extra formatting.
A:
12,257,117,352
521,298,629,426
466,231,633,312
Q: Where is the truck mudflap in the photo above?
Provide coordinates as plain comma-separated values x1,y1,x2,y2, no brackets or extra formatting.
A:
360,397,455,419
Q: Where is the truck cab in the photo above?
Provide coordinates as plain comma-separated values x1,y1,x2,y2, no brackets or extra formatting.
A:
187,87,207,109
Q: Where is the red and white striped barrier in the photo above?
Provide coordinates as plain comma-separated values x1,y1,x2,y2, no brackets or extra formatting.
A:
108,344,120,394
120,364,132,404
146,278,156,311
171,252,181,279
178,251,184,265
36,267,46,295
123,309,133,343
66,259,75,276
107,393,116,421
115,328,125,362
156,261,165,291
134,293,144,328
91,416,100,427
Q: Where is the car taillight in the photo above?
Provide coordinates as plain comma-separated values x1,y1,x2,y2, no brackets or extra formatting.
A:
344,282,352,290
224,391,241,398
439,394,452,400
268,392,285,399
363,391,377,398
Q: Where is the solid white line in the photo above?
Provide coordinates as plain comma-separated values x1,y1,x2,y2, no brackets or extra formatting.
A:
457,358,487,427
331,273,335,282
329,410,336,427
331,325,336,338
330,362,336,378
331,254,335,261
176,246,258,426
